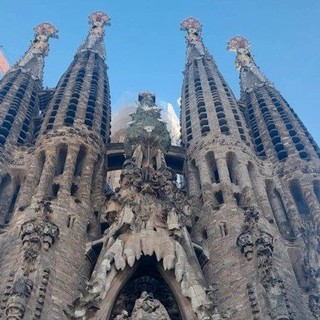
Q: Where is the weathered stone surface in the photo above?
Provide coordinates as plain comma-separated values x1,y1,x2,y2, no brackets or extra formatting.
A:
0,12,319,320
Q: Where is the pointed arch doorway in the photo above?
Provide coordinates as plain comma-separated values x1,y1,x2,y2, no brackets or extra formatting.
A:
96,256,197,320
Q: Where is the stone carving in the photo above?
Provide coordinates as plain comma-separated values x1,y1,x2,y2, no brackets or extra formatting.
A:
227,36,272,92
70,94,222,320
300,219,320,318
5,276,33,320
237,231,254,260
244,207,260,225
256,231,274,260
110,275,181,319
21,217,59,264
131,291,171,320
123,92,171,174
255,232,290,320
261,271,290,320
17,23,58,79
180,18,205,56
237,209,291,319
246,283,260,317
309,294,320,319
33,268,50,319
0,272,15,318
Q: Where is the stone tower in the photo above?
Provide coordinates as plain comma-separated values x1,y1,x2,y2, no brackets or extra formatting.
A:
228,36,320,319
0,11,111,319
0,11,320,320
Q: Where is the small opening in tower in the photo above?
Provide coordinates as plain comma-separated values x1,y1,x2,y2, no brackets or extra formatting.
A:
52,184,60,198
220,222,228,237
67,215,75,229
215,190,224,205
55,145,68,176
234,193,241,206
74,146,87,177
86,221,91,234
202,229,208,240
290,180,310,216
71,184,78,196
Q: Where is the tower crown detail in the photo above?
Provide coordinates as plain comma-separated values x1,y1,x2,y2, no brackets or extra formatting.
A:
79,11,111,59
180,18,202,44
228,36,272,92
14,22,58,80
180,17,205,58
124,93,171,167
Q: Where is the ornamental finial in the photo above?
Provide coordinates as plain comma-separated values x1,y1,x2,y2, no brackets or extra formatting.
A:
15,22,58,80
80,11,110,58
31,23,58,57
180,17,202,44
89,11,111,37
228,36,272,91
227,36,250,52
138,92,156,105
227,36,253,70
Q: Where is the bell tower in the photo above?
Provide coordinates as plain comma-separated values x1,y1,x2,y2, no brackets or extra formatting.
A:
0,12,111,319
229,36,320,319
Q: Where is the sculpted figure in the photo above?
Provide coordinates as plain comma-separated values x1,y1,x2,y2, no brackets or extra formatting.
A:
263,274,289,320
6,277,33,320
115,310,129,320
237,231,254,260
131,291,171,320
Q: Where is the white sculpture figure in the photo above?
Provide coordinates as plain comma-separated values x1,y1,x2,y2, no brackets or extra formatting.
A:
131,291,171,320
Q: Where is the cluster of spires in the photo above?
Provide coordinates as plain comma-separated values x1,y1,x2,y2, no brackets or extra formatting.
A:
7,11,268,91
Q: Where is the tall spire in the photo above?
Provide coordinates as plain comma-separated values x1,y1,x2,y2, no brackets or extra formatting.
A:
179,19,251,148
227,36,272,93
37,11,111,142
229,36,320,161
78,11,111,59
15,23,58,80
180,17,206,61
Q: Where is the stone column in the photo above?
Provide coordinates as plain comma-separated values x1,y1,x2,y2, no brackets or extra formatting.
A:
60,145,80,195
216,157,234,204
36,153,57,199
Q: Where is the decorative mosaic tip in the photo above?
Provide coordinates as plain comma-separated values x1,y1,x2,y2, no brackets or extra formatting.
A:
180,17,202,33
34,23,58,39
227,36,250,52
89,11,111,28
138,92,156,104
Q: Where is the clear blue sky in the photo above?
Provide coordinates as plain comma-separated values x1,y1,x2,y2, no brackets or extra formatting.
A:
1,0,319,143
